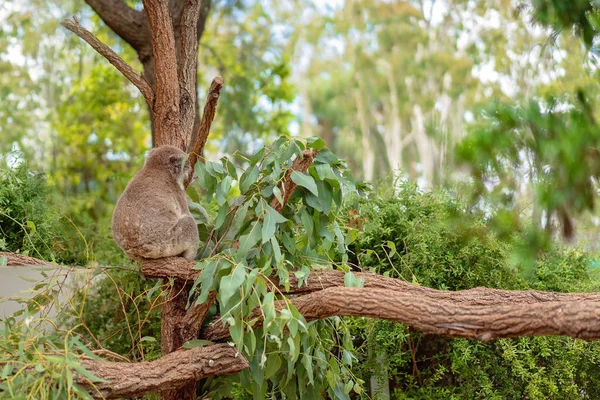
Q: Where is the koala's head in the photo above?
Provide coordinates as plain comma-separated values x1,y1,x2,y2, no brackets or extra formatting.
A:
145,145,190,183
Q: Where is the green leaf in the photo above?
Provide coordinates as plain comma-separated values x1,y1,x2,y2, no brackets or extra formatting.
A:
219,264,247,307
194,260,218,305
26,220,36,235
188,201,210,225
315,150,338,164
205,161,225,177
290,171,319,196
272,186,284,207
0,256,6,267
334,223,346,254
215,202,229,229
287,337,297,362
270,236,282,263
307,136,326,150
182,339,213,349
250,147,267,165
240,166,260,192
238,221,262,257
261,201,288,244
263,292,276,326
317,180,333,215
216,176,233,206
344,380,354,394
344,272,364,288
300,210,314,238
223,157,238,179
342,349,354,366
386,241,397,258
228,202,250,238
264,353,282,379
230,319,244,347
333,383,350,400
301,354,315,385
315,163,337,180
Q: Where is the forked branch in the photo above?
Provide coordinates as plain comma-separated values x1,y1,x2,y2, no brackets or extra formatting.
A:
60,18,154,105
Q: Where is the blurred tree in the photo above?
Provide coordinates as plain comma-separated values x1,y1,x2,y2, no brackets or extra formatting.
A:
290,0,588,185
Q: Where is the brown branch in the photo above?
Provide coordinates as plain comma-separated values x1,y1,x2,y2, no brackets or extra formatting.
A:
177,0,202,142
180,290,217,340
271,149,319,212
142,0,182,148
61,18,155,106
140,258,600,305
10,253,600,344
186,76,224,175
78,344,247,399
0,252,49,267
201,286,600,342
83,0,149,52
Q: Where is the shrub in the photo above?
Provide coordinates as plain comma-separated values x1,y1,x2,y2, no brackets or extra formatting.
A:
345,182,600,400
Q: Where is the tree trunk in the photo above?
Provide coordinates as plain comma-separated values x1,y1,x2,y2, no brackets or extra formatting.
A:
85,0,211,147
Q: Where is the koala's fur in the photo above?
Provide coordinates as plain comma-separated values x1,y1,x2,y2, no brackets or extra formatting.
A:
112,145,199,260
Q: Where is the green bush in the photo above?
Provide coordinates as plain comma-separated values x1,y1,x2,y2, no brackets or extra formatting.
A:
345,182,600,400
0,163,66,262
0,162,127,265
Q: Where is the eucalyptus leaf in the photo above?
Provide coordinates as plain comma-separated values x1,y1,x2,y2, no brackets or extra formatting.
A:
291,171,319,196
219,264,247,307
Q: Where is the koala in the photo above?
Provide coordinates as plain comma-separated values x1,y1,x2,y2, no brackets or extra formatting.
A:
112,145,199,260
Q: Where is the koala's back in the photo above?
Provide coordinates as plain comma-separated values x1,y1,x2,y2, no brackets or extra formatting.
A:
112,169,188,258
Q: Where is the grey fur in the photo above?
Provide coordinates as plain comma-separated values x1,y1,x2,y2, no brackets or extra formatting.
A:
112,145,199,260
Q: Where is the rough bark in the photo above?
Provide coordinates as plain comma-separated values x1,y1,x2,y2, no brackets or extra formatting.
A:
0,252,48,266
139,256,600,343
160,282,197,400
201,286,600,342
79,344,247,399
142,0,182,148
177,0,202,142
140,259,600,305
270,149,319,212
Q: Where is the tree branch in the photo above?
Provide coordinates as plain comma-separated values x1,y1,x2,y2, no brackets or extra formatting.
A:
142,0,182,148
9,252,600,344
185,76,224,183
178,0,202,142
60,18,155,106
201,286,600,342
271,150,319,212
83,0,149,52
139,258,600,305
0,252,49,267
180,290,217,340
79,344,247,399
